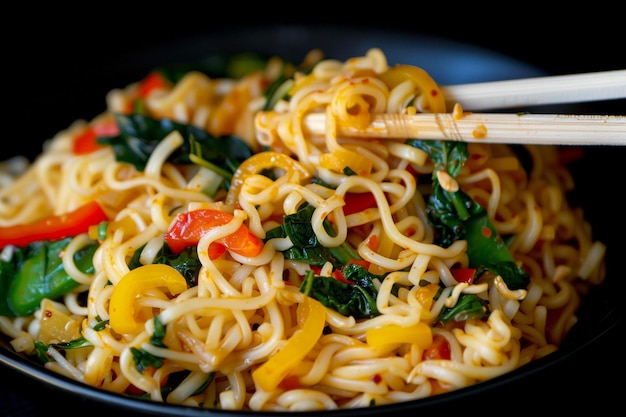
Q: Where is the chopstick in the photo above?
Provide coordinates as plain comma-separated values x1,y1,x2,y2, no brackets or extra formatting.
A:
441,70,626,111
301,112,626,146
257,70,626,146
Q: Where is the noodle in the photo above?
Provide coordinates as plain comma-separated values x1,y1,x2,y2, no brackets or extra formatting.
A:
0,48,605,411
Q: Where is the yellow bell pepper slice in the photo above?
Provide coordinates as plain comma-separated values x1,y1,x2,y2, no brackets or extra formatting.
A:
415,283,440,311
225,151,312,205
379,65,446,113
109,264,188,334
252,297,326,392
318,148,373,176
366,322,433,348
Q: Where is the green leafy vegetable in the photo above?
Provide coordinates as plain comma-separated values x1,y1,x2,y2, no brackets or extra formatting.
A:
438,293,489,323
131,317,168,373
407,139,530,291
262,54,320,111
98,114,253,176
0,238,97,316
300,265,383,319
129,244,202,288
265,203,361,269
131,346,164,373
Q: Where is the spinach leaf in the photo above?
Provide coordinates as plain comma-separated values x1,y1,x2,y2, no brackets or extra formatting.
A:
265,203,361,269
1,238,97,316
262,55,319,111
300,265,383,319
0,257,17,316
129,243,202,288
98,114,253,175
131,346,164,373
438,293,489,323
407,139,530,291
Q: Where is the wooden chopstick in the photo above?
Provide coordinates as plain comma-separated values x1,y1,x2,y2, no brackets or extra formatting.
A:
302,112,626,146
441,70,626,111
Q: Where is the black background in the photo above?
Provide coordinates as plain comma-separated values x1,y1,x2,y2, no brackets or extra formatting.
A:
2,6,624,416
5,7,625,160
6,7,625,156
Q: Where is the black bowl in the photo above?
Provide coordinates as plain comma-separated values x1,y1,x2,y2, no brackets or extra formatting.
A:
2,25,624,416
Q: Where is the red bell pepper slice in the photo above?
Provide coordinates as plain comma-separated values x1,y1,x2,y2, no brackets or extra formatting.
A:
422,334,451,360
73,128,100,155
0,201,109,249
164,209,263,258
138,71,169,98
72,121,119,155
342,192,377,215
450,267,477,284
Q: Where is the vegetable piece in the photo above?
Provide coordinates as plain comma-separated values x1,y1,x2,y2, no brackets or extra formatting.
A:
128,318,169,374
164,209,263,258
108,264,187,334
265,203,361,269
415,282,440,311
1,238,98,316
73,128,101,155
366,323,432,348
428,182,529,290
300,266,383,319
72,120,120,155
318,149,373,177
137,71,171,98
342,191,377,215
450,267,476,284
379,65,447,113
131,347,164,373
252,296,325,392
438,293,489,323
0,201,109,249
129,244,203,288
422,334,451,360
263,78,294,111
0,258,16,316
98,114,253,175
311,259,372,284
37,298,82,345
407,139,530,291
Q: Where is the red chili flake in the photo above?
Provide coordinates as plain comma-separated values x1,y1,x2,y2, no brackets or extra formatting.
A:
367,235,378,250
430,89,439,97
481,226,492,239
406,164,419,175
44,310,53,318
406,227,417,237
371,374,383,384
279,375,301,390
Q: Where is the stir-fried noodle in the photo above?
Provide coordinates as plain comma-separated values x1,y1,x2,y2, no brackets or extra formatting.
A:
0,48,605,411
